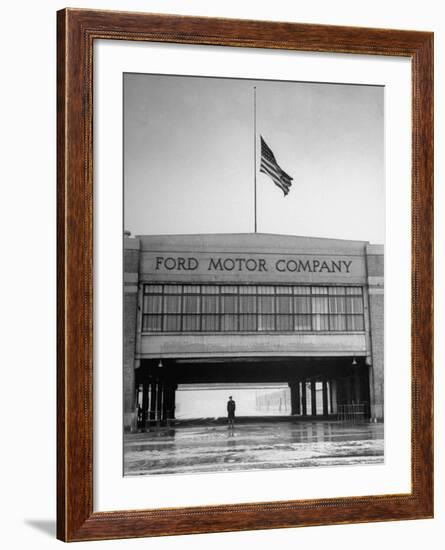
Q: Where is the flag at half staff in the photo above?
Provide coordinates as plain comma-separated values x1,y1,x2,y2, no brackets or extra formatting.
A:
259,136,293,196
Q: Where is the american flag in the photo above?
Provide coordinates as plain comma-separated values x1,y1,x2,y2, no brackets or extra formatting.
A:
259,136,293,196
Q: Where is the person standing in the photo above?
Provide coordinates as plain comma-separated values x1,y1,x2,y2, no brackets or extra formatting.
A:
227,396,236,428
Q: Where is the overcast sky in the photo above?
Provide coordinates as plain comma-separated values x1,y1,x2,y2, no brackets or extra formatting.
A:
124,73,384,244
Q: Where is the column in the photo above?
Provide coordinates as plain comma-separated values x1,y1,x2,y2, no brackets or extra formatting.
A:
162,384,177,422
295,382,301,415
366,244,384,421
311,380,317,416
163,383,176,422
345,377,352,403
328,380,333,414
330,380,338,414
322,379,329,416
162,383,169,422
123,236,140,432
149,379,157,423
170,384,177,420
301,381,307,416
156,381,163,424
289,382,301,415
141,381,149,430
353,368,361,403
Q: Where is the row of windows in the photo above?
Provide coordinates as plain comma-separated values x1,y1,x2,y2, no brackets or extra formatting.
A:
144,284,363,296
141,284,365,333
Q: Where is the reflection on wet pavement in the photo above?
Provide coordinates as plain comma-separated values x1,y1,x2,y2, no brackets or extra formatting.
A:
124,421,384,476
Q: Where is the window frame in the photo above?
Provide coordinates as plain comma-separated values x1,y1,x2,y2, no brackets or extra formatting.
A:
141,283,365,334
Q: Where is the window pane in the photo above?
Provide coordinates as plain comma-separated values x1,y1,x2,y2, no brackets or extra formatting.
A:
258,286,274,295
240,296,256,313
221,315,237,331
277,286,293,295
143,315,162,331
145,285,163,294
183,295,200,313
221,295,238,313
312,296,328,314
258,296,274,313
258,315,274,331
221,286,238,294
312,287,328,294
346,287,363,295
202,315,219,331
329,296,346,313
164,285,182,294
346,296,363,313
164,315,181,331
276,296,292,314
294,296,311,313
294,286,311,295
202,295,218,314
295,315,311,330
328,286,346,295
347,315,364,330
202,285,219,294
277,315,293,331
239,315,256,331
239,286,257,294
183,285,200,294
144,295,162,314
164,294,181,313
313,314,329,330
329,314,346,331
183,315,200,331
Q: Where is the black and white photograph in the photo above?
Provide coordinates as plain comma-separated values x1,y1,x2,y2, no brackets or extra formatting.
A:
1,0,439,546
123,73,384,477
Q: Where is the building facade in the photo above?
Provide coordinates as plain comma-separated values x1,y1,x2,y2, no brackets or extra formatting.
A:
124,233,384,431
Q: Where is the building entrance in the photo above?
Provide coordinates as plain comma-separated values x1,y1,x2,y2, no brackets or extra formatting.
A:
134,356,371,428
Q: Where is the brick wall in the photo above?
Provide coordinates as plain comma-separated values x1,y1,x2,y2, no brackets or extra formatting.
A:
366,244,384,421
123,237,140,431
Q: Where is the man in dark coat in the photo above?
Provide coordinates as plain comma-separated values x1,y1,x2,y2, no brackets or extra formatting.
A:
227,396,236,428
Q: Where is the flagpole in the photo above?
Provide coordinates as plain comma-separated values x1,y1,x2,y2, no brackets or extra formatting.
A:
254,86,257,233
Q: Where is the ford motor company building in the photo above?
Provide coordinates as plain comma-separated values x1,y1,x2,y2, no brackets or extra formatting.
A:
123,233,384,432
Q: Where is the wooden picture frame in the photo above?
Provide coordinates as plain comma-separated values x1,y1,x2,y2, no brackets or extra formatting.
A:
57,8,433,542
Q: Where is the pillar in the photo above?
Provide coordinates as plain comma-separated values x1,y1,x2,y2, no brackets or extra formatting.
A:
311,380,317,416
162,384,167,422
353,368,361,403
123,236,140,432
162,383,176,422
366,244,384,421
149,379,157,422
141,381,149,429
330,380,338,414
289,382,301,415
156,381,163,423
295,382,301,415
322,379,329,416
170,384,177,419
301,381,307,416
162,383,178,421
344,377,352,403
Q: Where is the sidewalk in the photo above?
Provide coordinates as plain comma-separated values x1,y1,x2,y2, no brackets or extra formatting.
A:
124,420,384,476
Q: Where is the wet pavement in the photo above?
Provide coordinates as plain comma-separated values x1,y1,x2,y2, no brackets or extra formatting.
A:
124,420,384,476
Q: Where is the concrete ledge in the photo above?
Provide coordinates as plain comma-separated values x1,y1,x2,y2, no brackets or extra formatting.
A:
140,332,367,358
